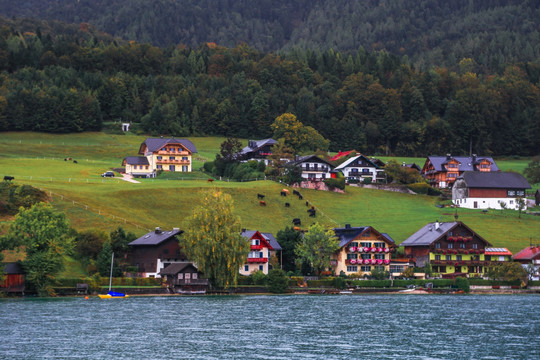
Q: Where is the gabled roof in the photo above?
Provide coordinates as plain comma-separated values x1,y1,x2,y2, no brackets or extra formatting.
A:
159,262,198,276
329,150,355,161
139,138,197,154
288,155,335,168
513,246,540,261
3,262,24,274
458,171,531,189
333,225,395,248
334,154,379,170
241,230,282,251
401,221,492,247
123,156,150,165
238,138,277,155
129,228,183,246
423,155,499,172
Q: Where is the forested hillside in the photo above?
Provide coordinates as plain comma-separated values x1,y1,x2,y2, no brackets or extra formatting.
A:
1,0,539,72
0,17,539,156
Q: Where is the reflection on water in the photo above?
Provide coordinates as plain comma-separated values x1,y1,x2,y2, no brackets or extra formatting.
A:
1,295,539,359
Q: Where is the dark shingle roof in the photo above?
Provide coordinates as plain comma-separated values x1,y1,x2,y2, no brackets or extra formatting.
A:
238,138,277,155
288,155,335,168
459,171,531,189
4,262,24,274
159,262,197,276
400,222,458,247
425,155,499,172
129,228,183,246
241,230,282,250
140,138,197,154
123,156,150,165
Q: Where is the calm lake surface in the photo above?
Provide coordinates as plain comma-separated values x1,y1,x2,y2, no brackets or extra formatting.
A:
1,294,539,359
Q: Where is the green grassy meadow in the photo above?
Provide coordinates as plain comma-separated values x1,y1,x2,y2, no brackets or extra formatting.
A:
1,132,538,256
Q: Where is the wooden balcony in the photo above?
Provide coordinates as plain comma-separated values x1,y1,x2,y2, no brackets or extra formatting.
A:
171,278,209,286
247,257,268,263
156,159,191,165
157,150,190,155
250,244,263,250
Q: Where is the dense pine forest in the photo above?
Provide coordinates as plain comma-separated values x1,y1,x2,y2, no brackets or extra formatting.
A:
0,4,539,156
2,0,539,71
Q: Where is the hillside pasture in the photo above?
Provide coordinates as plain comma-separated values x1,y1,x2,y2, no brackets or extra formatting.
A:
0,132,538,255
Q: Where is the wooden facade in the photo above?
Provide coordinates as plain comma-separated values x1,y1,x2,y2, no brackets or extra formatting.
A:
1,262,25,293
160,263,208,294
421,154,498,188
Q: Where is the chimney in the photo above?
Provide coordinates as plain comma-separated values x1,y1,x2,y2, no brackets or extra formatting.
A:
446,153,451,160
472,154,477,163
172,227,180,232
155,227,162,234
345,224,351,229
435,220,440,230
241,228,246,233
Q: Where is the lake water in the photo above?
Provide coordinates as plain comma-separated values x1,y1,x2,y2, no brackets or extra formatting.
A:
1,294,539,359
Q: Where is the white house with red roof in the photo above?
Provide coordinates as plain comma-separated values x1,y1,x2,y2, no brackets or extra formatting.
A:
513,246,540,280
240,230,282,275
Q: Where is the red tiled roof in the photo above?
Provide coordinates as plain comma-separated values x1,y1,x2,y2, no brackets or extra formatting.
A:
513,246,540,261
329,150,354,161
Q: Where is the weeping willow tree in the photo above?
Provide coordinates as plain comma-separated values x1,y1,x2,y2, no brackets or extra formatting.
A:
181,189,249,289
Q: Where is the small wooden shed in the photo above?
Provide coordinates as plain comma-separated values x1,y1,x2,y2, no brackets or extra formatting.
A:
1,262,25,294
159,262,208,294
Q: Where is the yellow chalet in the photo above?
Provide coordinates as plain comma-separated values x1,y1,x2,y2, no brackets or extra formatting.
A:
331,224,397,276
122,137,197,178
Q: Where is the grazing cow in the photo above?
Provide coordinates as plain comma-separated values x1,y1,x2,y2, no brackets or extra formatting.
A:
305,201,309,207
298,195,303,200
207,178,214,182
293,190,300,196
280,191,287,197
293,226,300,231
292,218,301,226
68,157,72,160
257,193,265,199
285,202,290,207
73,160,78,164
309,210,316,217
282,189,290,194
259,200,266,206
3,175,14,181
64,158,67,161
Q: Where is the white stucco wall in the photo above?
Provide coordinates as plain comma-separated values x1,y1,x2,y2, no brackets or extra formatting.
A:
453,197,526,210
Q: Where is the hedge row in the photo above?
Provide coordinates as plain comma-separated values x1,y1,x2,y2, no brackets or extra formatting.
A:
56,277,162,287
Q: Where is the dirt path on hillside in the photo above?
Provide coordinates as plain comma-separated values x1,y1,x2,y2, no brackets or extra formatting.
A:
120,174,140,183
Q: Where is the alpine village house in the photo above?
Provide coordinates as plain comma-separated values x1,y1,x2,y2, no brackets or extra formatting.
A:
452,171,531,210
240,230,282,275
421,154,499,188
334,154,386,184
331,225,398,276
400,221,512,278
236,138,277,164
123,137,198,178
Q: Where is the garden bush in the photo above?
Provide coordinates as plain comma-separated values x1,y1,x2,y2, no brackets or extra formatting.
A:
407,182,431,194
251,270,267,285
267,269,289,293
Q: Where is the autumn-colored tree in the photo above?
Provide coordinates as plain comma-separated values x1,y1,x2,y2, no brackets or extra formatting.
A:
181,189,249,289
271,113,330,154
295,222,340,275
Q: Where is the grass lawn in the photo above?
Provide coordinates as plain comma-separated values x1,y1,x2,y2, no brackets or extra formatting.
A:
1,132,538,258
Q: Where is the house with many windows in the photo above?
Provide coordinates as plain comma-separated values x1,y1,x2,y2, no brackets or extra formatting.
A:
330,224,397,276
334,154,385,184
421,154,499,188
122,137,197,177
400,221,511,278
287,155,335,182
513,246,540,281
240,230,282,275
452,171,531,210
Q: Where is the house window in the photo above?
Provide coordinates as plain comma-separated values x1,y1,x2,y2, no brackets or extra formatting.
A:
446,255,452,261
485,255,491,261
360,242,371,247
185,273,191,279
350,242,359,247
447,173,458,178
448,232,453,236
435,243,441,249
259,252,263,258
182,157,188,161
192,273,197,279
374,242,386,248
362,168,369,173
361,254,371,260
472,244,478,249
517,191,525,196
498,256,505,261
182,166,188,171
448,243,453,249
308,173,316,179
360,266,371,272
460,243,465,249
362,231,370,237
347,266,358,272
178,273,183,280
347,254,358,259
259,265,263,271
390,265,404,273
435,255,441,260
169,156,175,160
252,239,260,246
510,200,514,204
374,254,385,260
507,190,515,196
157,156,162,160
244,265,249,272
456,255,462,261
145,166,149,169
157,165,162,170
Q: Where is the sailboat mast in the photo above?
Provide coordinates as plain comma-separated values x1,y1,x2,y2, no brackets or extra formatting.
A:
109,252,114,292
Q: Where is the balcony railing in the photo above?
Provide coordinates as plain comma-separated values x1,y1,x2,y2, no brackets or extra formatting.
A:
250,244,263,250
157,150,190,155
172,278,209,286
156,159,190,165
430,260,498,266
302,166,329,172
247,257,268,263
